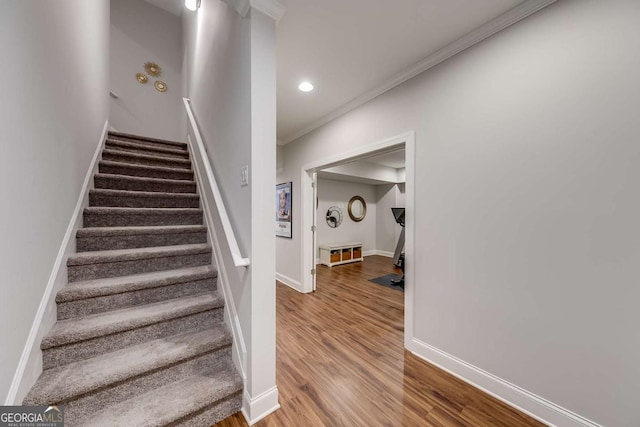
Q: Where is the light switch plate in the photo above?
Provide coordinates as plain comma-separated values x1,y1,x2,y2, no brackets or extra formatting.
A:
241,165,249,187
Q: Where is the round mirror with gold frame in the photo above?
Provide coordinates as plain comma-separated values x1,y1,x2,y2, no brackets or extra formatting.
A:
348,196,367,222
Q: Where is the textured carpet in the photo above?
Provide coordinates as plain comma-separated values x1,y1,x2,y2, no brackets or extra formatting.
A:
369,273,404,291
23,131,242,426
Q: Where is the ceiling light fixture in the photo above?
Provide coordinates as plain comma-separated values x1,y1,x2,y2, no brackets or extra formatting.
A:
298,81,314,93
185,0,201,11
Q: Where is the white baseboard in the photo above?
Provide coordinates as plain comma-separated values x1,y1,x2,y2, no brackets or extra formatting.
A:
410,338,602,427
275,272,305,293
186,135,247,379
375,250,394,258
4,121,109,405
363,250,394,258
241,386,280,426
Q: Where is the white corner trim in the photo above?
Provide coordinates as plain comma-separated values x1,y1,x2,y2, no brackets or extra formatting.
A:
249,0,286,23
275,272,305,293
4,120,109,405
186,134,248,379
410,338,602,427
241,386,280,425
280,0,557,144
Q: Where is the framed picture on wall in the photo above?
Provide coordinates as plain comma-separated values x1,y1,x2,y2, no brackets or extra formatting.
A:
276,182,292,238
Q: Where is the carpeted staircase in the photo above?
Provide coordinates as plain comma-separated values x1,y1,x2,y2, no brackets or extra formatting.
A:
23,131,243,426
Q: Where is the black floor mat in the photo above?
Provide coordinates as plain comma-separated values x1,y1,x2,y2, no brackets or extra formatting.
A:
369,273,404,292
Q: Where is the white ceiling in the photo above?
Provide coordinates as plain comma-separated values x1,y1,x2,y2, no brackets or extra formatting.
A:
142,0,529,143
277,0,525,142
365,149,406,169
318,149,406,186
318,171,395,186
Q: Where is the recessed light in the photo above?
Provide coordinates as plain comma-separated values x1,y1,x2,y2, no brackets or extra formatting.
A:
185,0,200,11
298,81,314,93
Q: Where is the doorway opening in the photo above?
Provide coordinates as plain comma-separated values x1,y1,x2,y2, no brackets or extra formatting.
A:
300,131,415,347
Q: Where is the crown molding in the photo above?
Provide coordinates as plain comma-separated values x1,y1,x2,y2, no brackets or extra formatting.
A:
281,0,557,144
250,0,286,23
221,0,249,17
222,0,286,22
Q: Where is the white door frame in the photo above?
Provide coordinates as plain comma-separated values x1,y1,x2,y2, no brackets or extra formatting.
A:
311,171,318,291
300,131,415,348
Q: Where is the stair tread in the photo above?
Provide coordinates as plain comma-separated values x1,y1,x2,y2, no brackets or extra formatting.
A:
95,173,195,186
99,161,194,176
27,131,241,421
67,243,211,266
82,370,242,427
83,207,203,228
28,327,231,404
57,265,216,302
90,188,200,199
103,148,191,166
42,293,224,349
106,139,189,156
85,206,202,214
108,131,188,149
77,225,206,237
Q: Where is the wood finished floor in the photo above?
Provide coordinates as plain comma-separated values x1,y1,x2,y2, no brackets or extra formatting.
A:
215,256,545,427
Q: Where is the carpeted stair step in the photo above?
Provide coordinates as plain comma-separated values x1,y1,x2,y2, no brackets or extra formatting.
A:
84,207,203,227
76,225,207,252
89,188,200,208
99,160,194,181
41,293,224,369
67,244,212,282
94,173,196,193
80,369,242,427
56,265,217,319
105,138,189,159
23,129,242,426
108,131,188,150
102,148,192,170
25,327,233,425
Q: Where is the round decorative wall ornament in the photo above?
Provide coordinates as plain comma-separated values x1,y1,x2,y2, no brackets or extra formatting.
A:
144,61,162,77
326,206,343,228
135,72,148,84
154,81,168,93
348,195,367,222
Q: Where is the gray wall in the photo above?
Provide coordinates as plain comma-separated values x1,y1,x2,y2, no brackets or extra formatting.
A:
183,0,252,353
375,184,404,254
276,1,640,425
110,0,183,140
0,0,109,402
316,179,377,256
182,0,278,410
